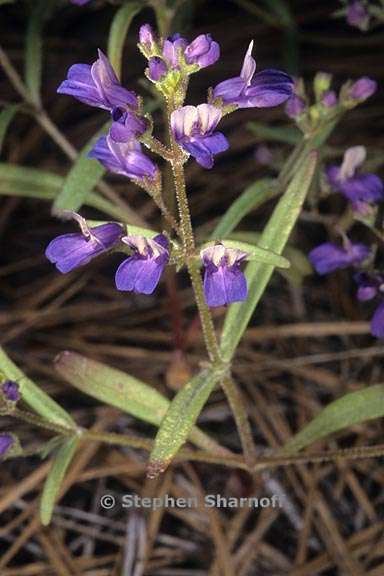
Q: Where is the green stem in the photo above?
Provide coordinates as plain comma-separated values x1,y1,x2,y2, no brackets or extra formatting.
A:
221,375,256,466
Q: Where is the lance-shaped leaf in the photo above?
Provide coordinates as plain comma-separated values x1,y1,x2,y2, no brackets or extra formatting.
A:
147,369,223,478
210,178,277,240
228,231,311,285
220,152,317,361
284,384,384,453
0,104,21,152
40,435,80,526
54,352,223,453
53,122,110,214
0,347,75,428
25,0,55,105
247,122,301,145
108,1,142,80
0,163,127,221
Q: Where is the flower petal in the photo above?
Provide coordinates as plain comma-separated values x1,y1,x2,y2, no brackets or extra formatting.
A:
45,223,121,273
244,69,294,108
204,265,247,307
240,40,256,85
115,255,166,294
309,242,370,275
339,173,384,204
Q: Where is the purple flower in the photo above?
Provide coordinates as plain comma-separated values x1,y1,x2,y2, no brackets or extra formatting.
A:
46,220,122,273
0,434,14,456
201,244,248,307
2,380,20,402
285,94,306,118
148,57,168,81
326,146,384,213
110,108,147,142
213,41,293,109
309,241,370,275
348,77,377,101
162,34,188,68
185,34,220,68
115,235,169,294
171,104,229,168
89,135,158,181
354,272,384,338
347,1,369,30
58,50,138,111
71,0,91,4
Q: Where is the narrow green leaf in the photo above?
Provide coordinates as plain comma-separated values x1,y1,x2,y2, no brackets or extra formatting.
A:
0,163,127,221
55,351,170,426
53,122,110,214
25,0,54,105
148,369,222,477
284,385,384,453
0,346,75,428
210,178,276,240
0,104,20,152
220,152,318,361
54,351,219,452
228,231,311,285
40,435,80,526
107,1,142,79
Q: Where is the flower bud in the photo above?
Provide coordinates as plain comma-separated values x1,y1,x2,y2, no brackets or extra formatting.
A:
285,95,306,118
348,77,377,101
2,380,20,403
314,72,332,100
148,57,168,81
139,24,156,51
321,90,337,108
347,1,369,31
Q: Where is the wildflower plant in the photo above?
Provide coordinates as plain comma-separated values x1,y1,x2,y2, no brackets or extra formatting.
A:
1,0,384,530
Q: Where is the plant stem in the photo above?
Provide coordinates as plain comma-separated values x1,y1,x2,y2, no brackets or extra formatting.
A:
171,157,221,363
221,375,256,466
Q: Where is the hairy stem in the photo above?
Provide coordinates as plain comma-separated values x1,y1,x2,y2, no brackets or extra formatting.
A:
171,157,221,363
221,375,256,465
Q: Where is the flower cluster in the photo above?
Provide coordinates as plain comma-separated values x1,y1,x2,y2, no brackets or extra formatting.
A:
45,213,249,307
309,143,384,337
285,72,377,134
48,24,293,307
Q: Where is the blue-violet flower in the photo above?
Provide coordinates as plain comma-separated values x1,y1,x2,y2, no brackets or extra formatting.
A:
309,241,370,275
115,235,169,294
213,40,293,108
89,135,158,181
58,49,138,111
171,104,228,168
201,244,248,307
326,146,384,214
184,34,220,68
46,217,122,273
